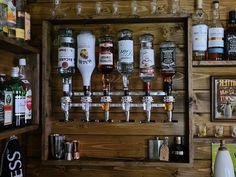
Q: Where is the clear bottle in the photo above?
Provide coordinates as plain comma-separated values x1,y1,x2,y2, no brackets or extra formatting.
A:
15,0,25,41
192,0,208,61
19,58,32,125
224,11,236,60
208,0,224,60
139,33,155,83
117,29,134,77
6,0,16,38
9,67,25,127
77,31,96,96
170,136,185,162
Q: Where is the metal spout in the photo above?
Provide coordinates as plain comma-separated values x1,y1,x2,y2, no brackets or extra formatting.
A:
61,96,71,122
81,96,92,122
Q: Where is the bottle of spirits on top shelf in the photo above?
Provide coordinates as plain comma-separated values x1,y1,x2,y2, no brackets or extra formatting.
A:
192,0,208,61
208,0,224,60
7,0,16,38
225,10,236,60
16,0,25,42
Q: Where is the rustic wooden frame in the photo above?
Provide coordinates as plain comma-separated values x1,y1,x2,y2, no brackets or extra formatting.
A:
211,76,236,122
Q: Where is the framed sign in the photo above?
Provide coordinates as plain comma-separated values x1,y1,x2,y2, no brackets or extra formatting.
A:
211,76,236,121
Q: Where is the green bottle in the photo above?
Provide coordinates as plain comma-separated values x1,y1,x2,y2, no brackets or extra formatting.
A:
9,67,26,127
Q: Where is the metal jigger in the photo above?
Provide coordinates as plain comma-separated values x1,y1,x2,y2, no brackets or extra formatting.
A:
163,95,178,123
121,96,134,122
100,96,112,122
64,142,73,161
61,96,72,122
81,96,93,122
141,96,154,123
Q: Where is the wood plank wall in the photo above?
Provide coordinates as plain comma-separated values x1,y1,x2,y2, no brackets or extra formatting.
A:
25,0,236,177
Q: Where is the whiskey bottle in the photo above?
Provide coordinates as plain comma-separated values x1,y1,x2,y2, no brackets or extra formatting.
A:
225,10,236,60
170,136,185,162
9,67,26,127
19,58,32,125
0,74,6,130
15,0,25,41
192,0,208,61
208,0,224,60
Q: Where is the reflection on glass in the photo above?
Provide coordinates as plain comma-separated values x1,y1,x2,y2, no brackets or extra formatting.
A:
96,1,102,15
112,1,119,16
131,0,138,16
76,3,82,16
150,0,158,15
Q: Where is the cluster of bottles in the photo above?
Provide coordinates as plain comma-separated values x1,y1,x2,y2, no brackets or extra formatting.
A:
0,0,30,41
149,136,186,162
0,58,32,131
192,0,236,61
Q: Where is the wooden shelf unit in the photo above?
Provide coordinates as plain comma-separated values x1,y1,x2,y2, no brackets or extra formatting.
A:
42,16,193,166
0,36,40,138
192,60,236,66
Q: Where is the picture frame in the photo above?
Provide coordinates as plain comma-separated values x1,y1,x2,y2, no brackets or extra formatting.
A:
211,76,236,122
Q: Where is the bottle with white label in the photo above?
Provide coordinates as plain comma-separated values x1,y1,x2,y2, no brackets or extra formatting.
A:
208,0,224,60
77,31,96,96
192,0,208,61
19,58,32,125
9,67,26,127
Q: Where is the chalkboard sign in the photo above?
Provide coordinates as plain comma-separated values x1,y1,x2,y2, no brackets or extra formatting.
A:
211,76,236,121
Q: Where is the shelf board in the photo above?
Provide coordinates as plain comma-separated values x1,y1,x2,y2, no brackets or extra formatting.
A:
192,60,236,66
42,158,192,168
0,125,39,140
0,35,39,54
193,136,236,143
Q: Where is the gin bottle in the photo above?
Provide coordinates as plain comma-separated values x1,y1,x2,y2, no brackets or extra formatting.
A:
208,0,224,60
192,0,208,61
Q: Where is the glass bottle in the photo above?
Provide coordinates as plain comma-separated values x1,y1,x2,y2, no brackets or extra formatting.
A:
224,10,236,60
58,28,75,96
15,0,25,42
208,0,224,60
9,67,26,127
6,0,16,38
0,0,8,35
0,74,6,130
170,136,185,162
192,0,208,61
19,58,32,125
77,31,96,96
117,29,134,94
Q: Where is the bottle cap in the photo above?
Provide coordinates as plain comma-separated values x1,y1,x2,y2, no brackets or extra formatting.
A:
11,67,19,77
19,58,26,66
229,11,236,24
175,136,182,144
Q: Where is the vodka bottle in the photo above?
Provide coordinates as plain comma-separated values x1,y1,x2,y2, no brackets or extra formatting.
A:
192,0,208,61
208,0,224,60
9,67,25,127
19,58,32,125
77,31,96,95
139,33,155,83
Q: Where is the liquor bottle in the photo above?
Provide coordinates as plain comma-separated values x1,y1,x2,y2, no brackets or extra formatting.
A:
139,34,155,83
9,67,26,127
6,0,16,38
0,74,7,130
117,29,134,94
224,10,236,60
15,0,25,41
98,34,114,75
192,0,208,61
19,58,32,125
208,0,224,60
0,0,8,35
170,136,185,162
58,28,75,96
77,31,96,96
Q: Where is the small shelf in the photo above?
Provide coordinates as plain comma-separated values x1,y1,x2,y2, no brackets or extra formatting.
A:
193,136,236,143
0,125,39,141
42,158,192,168
192,60,236,66
0,35,39,54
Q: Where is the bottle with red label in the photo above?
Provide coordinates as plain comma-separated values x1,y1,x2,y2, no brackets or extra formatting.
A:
19,58,32,125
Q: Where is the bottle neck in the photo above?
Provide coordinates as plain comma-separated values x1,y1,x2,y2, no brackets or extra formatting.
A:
212,2,220,21
19,65,26,80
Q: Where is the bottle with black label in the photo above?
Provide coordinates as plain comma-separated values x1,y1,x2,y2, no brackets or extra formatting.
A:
225,10,236,60
170,136,185,162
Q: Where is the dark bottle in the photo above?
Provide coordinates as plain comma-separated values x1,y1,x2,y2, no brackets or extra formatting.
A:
15,0,25,41
0,74,6,130
19,58,32,125
170,136,185,162
225,11,236,60
7,0,16,38
9,67,26,127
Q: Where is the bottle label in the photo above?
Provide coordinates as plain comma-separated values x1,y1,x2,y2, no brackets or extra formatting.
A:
173,151,184,155
60,37,74,43
15,95,25,116
160,47,176,71
99,52,113,65
118,40,133,63
208,27,224,47
192,24,208,51
0,100,4,123
7,1,16,26
4,91,13,126
227,35,236,55
58,47,75,69
0,2,8,33
140,49,155,68
77,47,95,66
15,28,24,39
25,89,32,121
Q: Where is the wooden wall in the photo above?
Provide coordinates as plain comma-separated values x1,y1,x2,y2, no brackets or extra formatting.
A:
25,0,236,177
